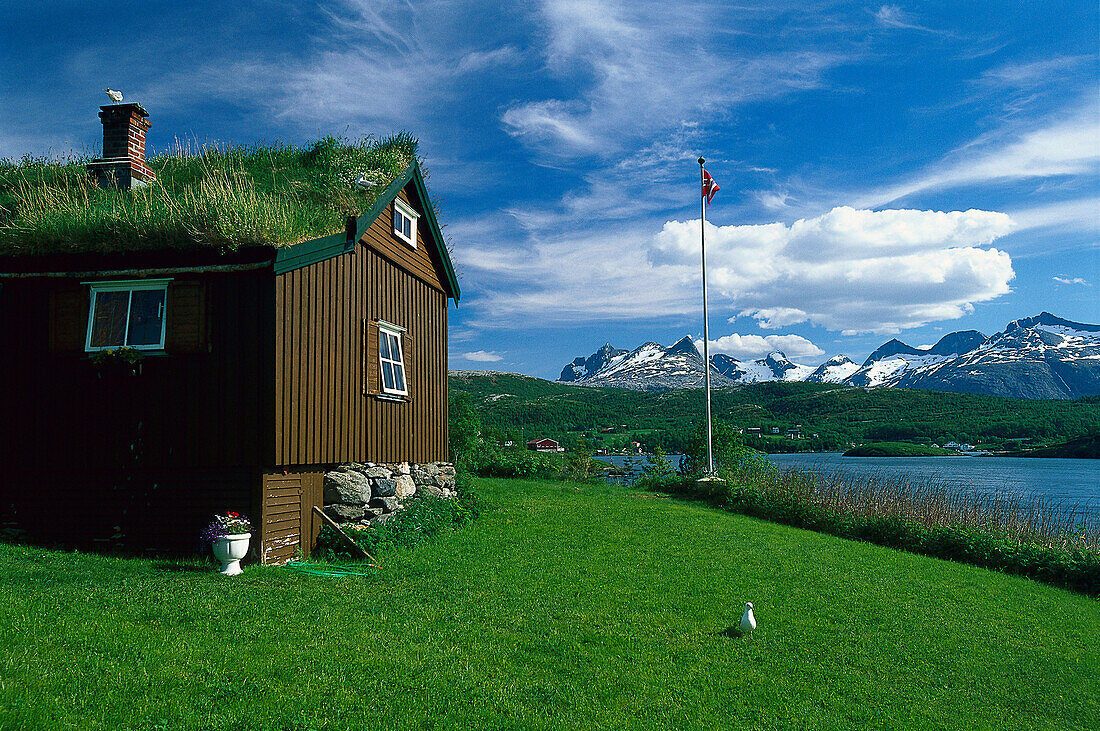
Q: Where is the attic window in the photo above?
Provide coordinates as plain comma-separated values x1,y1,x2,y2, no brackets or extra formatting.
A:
83,279,170,351
392,197,418,248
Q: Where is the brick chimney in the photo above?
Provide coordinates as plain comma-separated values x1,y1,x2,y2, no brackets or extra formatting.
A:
87,103,156,189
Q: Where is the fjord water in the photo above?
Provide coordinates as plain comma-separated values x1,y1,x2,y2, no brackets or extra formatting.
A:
596,453,1099,518
767,452,1099,519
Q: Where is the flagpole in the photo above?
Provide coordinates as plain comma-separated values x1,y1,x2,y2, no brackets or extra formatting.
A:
699,157,714,476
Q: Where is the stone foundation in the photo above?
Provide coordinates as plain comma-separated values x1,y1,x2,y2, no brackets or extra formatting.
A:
323,461,456,525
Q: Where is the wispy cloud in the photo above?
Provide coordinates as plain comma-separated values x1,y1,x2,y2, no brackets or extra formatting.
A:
461,350,505,362
500,1,858,160
873,5,952,35
858,95,1100,207
1053,275,1089,286
1008,197,1100,236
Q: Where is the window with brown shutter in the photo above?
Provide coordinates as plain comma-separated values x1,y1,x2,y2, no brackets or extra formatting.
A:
365,318,410,401
49,278,208,356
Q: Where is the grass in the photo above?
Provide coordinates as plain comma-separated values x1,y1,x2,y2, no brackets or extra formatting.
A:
0,134,416,255
1,477,1097,730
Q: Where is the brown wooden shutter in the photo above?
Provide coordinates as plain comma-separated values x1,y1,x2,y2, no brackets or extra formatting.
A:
365,319,380,396
48,287,88,353
401,330,412,401
165,280,208,353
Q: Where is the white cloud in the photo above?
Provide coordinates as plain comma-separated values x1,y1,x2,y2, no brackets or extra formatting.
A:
705,333,825,360
652,206,1016,334
462,350,505,362
1053,276,1089,286
738,307,809,329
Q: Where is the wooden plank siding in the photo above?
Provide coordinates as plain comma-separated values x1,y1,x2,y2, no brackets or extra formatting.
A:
259,469,323,564
273,184,450,468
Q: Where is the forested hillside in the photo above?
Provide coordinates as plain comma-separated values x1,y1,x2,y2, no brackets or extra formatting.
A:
450,371,1100,454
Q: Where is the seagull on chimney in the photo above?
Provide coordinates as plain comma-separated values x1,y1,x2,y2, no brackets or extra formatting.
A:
105,88,124,103
739,602,757,638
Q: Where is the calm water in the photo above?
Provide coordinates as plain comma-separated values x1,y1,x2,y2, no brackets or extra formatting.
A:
595,452,1099,517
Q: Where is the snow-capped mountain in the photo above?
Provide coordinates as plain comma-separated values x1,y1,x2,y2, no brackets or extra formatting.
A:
845,330,985,388
712,351,813,383
889,313,1100,399
556,313,1100,399
561,336,740,391
805,355,860,383
559,343,628,382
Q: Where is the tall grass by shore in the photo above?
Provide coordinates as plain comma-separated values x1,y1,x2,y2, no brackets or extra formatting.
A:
637,459,1100,595
754,462,1099,551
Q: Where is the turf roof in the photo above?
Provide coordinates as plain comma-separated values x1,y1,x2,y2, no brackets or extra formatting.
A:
0,134,419,256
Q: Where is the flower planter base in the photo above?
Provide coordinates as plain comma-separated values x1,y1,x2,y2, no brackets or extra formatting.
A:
212,533,251,575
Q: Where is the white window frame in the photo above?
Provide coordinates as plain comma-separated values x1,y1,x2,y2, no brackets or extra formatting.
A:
82,278,171,352
392,197,419,249
378,320,409,397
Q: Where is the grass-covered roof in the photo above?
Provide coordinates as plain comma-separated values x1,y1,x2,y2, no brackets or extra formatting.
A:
0,134,418,256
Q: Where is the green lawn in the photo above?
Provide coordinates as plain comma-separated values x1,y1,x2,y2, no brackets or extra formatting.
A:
1,478,1097,730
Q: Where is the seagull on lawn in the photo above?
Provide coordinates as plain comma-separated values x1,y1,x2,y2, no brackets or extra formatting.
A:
740,602,757,638
105,88,124,103
355,172,376,189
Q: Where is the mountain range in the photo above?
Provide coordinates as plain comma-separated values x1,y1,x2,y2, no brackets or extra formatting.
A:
557,313,1100,399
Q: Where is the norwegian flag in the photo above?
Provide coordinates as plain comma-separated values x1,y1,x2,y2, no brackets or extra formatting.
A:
702,169,720,204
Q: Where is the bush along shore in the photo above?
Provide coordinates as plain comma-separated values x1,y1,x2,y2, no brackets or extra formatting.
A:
636,458,1099,596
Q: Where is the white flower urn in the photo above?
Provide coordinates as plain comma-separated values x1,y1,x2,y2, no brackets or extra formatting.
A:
212,533,251,575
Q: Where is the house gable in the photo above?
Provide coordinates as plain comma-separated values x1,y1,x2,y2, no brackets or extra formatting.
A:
273,160,460,301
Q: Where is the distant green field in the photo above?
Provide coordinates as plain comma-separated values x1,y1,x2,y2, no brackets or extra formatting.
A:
450,371,1100,454
1,477,1097,730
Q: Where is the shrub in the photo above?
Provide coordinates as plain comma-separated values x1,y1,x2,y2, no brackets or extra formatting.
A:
312,472,480,561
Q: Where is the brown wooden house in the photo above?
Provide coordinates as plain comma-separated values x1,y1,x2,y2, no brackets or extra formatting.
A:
0,105,460,562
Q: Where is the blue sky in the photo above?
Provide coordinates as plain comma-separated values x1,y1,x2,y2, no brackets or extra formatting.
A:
2,1,1097,379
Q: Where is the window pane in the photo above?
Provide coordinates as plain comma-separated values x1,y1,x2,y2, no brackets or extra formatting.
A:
403,218,412,240
381,362,395,391
389,335,403,365
128,289,165,346
379,331,392,360
393,211,401,235
393,363,406,393
90,291,129,347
